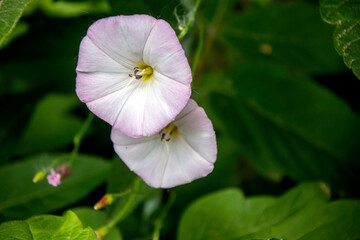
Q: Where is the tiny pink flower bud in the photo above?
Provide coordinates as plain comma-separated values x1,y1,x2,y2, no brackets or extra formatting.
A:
47,169,61,187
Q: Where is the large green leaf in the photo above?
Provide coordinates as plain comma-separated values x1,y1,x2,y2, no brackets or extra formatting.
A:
0,0,33,47
178,183,360,240
0,211,96,240
16,94,83,155
221,2,344,74
320,0,360,79
0,153,111,219
209,61,360,190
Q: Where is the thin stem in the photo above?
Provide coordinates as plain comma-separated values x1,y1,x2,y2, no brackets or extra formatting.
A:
152,191,176,240
191,19,205,81
69,113,95,166
113,188,132,198
177,0,202,41
107,177,142,229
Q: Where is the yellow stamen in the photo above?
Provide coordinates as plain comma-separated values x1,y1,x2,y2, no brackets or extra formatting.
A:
138,63,154,81
159,123,179,142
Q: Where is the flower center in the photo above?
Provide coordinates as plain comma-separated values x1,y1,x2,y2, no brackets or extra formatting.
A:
129,63,154,81
159,122,179,142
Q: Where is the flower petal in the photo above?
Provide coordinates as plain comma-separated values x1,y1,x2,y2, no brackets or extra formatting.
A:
85,79,140,127
76,71,132,103
160,136,214,188
143,20,192,85
111,128,166,187
141,72,191,136
174,99,217,164
86,15,157,68
76,36,130,73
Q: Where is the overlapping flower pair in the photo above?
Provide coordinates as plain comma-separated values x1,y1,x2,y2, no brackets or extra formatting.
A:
76,15,217,188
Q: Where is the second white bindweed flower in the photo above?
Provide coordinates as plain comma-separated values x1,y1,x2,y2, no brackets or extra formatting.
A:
111,99,217,188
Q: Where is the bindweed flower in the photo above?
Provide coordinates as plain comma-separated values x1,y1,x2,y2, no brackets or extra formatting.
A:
47,169,61,187
111,99,217,188
76,15,192,138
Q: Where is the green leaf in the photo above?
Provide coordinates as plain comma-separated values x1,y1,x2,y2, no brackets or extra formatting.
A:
221,2,344,74
0,0,33,47
17,94,83,155
72,207,122,240
0,153,111,219
178,182,360,240
209,61,360,189
0,21,29,50
320,0,360,79
0,211,96,240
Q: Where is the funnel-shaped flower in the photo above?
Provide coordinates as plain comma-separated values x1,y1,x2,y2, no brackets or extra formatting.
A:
76,15,192,138
111,99,217,188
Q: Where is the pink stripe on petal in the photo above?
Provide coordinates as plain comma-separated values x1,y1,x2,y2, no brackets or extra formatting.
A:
76,36,130,73
86,81,139,127
76,72,131,103
86,15,157,66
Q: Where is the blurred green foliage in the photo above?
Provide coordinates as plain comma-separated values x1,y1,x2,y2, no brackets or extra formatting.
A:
0,0,360,239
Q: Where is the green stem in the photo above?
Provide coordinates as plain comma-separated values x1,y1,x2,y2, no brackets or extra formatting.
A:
152,220,162,240
152,191,176,240
69,113,94,166
177,0,202,41
191,19,205,80
107,177,142,229
113,188,132,198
